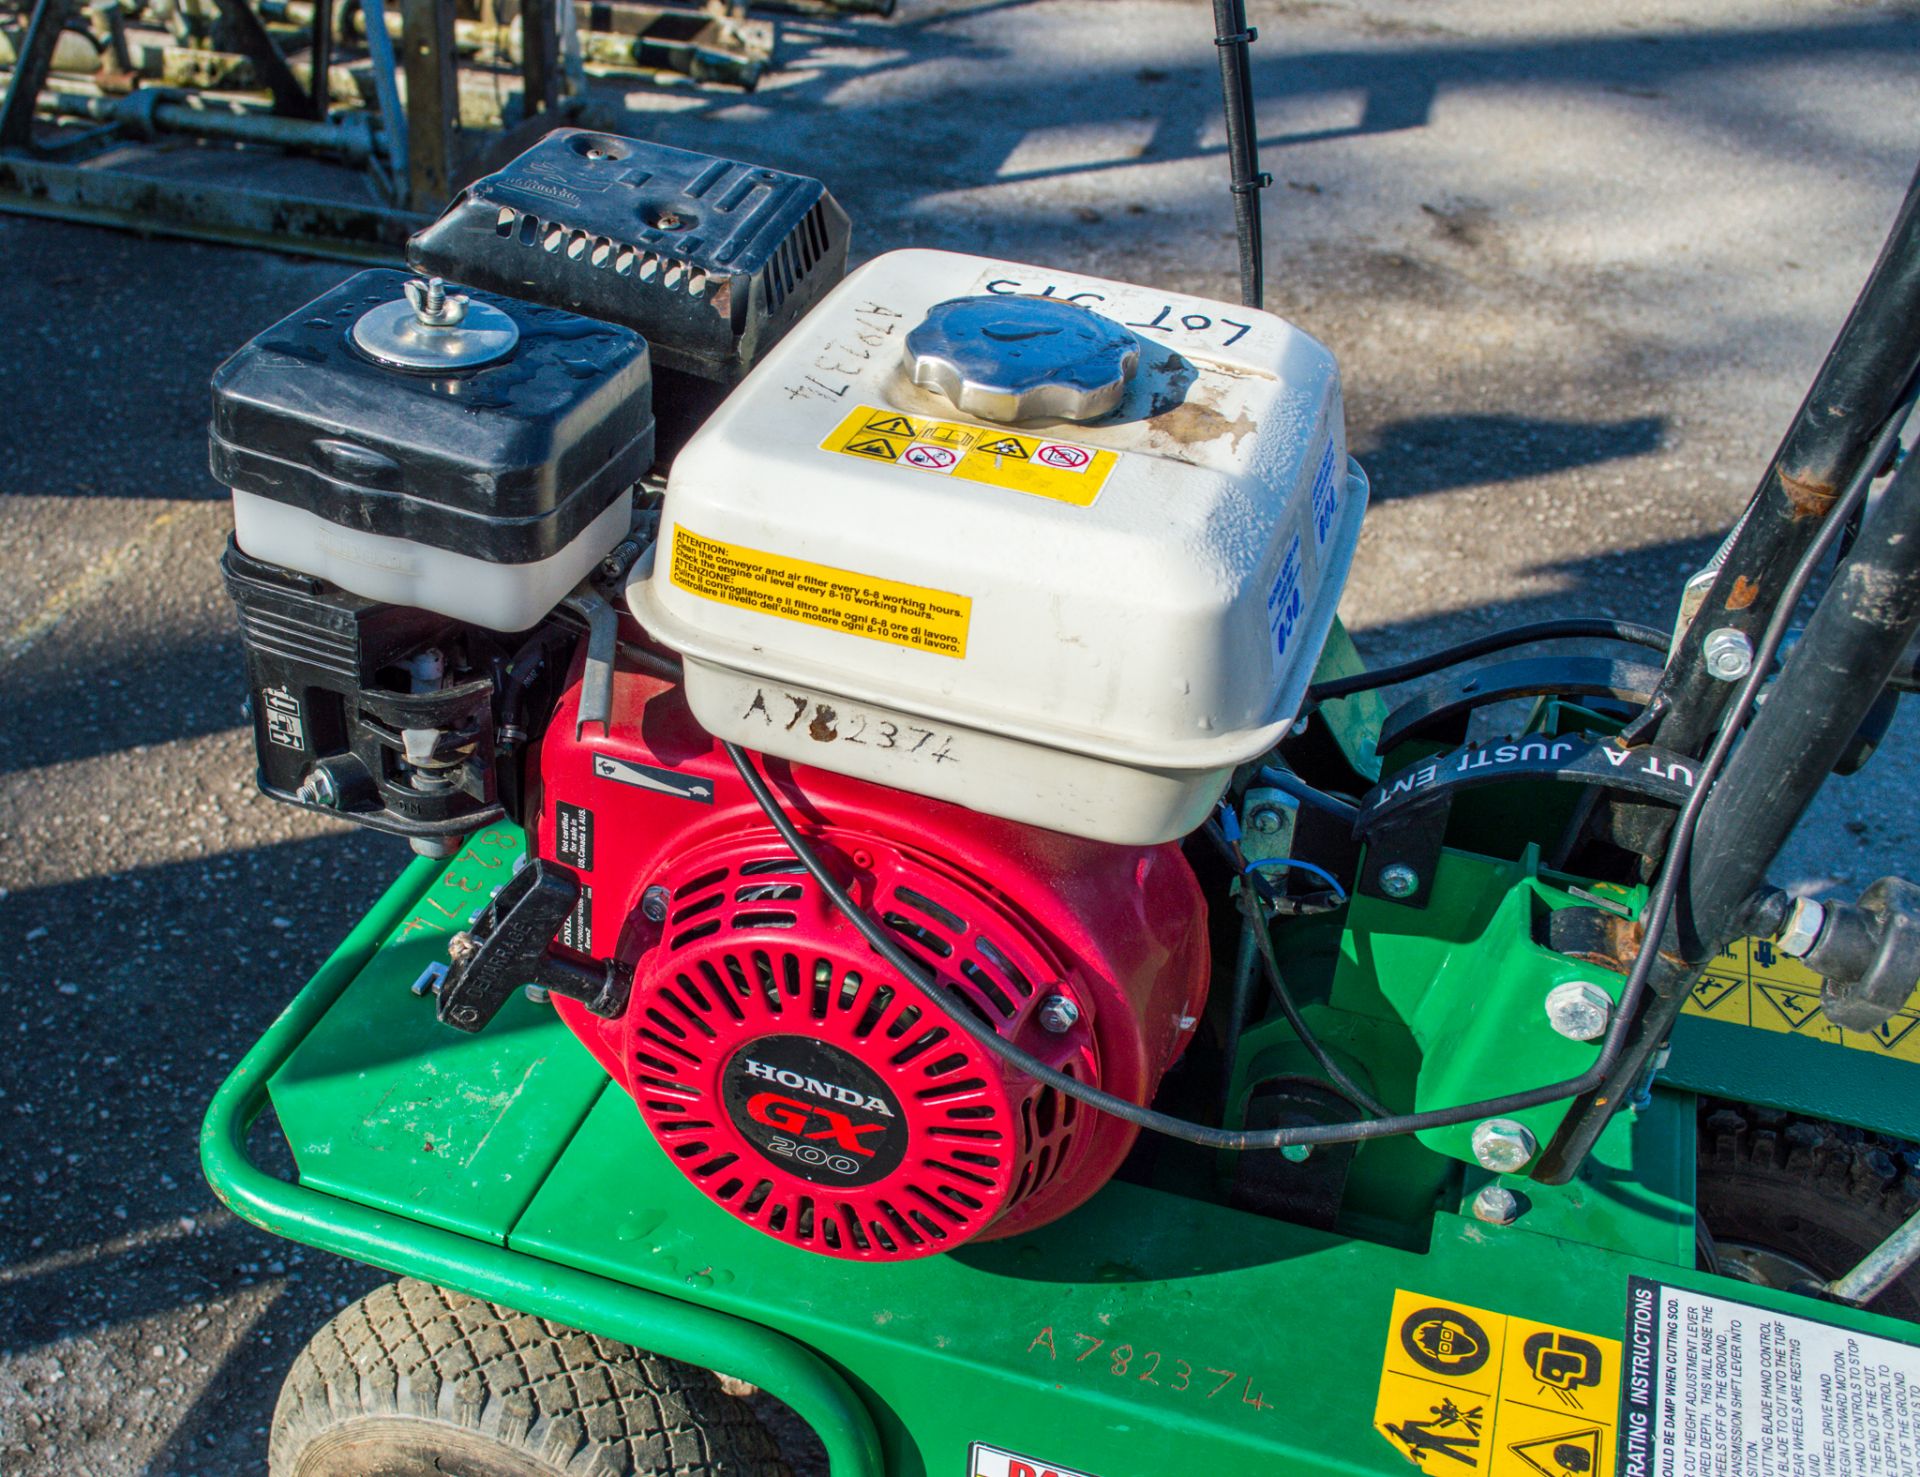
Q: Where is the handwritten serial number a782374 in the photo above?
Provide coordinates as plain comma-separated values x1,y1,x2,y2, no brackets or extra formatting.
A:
1026,1327,1273,1413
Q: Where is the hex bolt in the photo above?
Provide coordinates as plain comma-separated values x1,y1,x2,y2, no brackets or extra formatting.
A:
1777,896,1827,959
1379,863,1420,899
1472,1184,1522,1226
1251,807,1283,834
524,984,551,1005
1544,980,1613,1042
447,931,479,964
295,768,338,809
1281,1143,1313,1164
1471,1119,1538,1173
1038,995,1080,1033
640,885,671,923
1703,626,1755,682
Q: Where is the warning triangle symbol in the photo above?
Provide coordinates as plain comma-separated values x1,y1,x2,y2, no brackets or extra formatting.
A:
1509,1426,1600,1477
1690,974,1744,1016
1756,983,1824,1031
863,414,918,439
844,436,900,461
981,437,1030,459
1869,1014,1920,1051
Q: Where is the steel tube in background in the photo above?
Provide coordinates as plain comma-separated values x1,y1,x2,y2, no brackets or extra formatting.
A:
1652,163,1920,760
39,89,375,161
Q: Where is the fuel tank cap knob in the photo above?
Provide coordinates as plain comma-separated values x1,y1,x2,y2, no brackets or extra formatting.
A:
903,294,1138,424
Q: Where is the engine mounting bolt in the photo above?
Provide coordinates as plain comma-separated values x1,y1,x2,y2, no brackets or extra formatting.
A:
1038,995,1080,1034
1777,896,1827,959
1379,863,1420,899
1472,1184,1522,1226
447,931,479,963
641,885,671,924
1703,626,1755,681
1471,1119,1538,1173
524,984,550,1005
1251,807,1283,834
295,768,338,809
1544,980,1613,1042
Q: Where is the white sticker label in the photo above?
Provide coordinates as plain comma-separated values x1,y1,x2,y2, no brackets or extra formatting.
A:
1623,1277,1920,1477
261,684,306,752
968,1444,1103,1477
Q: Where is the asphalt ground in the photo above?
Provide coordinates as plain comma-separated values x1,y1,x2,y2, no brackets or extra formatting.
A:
2,0,1918,1471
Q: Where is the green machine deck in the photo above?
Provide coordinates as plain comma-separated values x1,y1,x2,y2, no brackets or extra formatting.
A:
203,826,1920,1477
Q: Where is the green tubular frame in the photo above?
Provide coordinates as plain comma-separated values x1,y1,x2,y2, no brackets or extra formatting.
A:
199,854,887,1477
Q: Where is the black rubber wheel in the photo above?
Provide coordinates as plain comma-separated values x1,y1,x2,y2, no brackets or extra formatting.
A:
269,1278,794,1477
1697,1107,1920,1322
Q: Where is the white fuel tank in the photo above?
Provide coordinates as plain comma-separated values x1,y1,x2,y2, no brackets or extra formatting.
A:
629,249,1367,844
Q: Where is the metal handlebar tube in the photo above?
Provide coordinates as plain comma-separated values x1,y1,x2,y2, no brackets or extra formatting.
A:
1537,437,1920,1183
1650,162,1920,761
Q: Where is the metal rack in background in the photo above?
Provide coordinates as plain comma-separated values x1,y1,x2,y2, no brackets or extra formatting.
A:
0,0,878,260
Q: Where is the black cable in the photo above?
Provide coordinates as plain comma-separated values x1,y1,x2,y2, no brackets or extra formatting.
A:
1210,0,1270,309
1242,890,1389,1117
1306,618,1671,703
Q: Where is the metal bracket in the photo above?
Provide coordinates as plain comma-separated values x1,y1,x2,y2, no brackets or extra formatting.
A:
435,858,633,1033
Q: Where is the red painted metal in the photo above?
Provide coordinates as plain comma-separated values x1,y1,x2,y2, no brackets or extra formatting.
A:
535,653,1209,1261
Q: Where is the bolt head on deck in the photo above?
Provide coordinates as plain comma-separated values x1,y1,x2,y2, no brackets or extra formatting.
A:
1471,1119,1538,1173
1472,1184,1522,1225
1544,980,1613,1042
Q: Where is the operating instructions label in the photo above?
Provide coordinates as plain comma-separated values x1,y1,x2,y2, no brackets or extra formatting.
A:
1622,1277,1920,1477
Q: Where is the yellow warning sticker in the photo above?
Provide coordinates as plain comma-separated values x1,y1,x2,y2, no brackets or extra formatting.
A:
1680,934,1920,1060
820,404,1119,507
1374,1290,1621,1475
668,526,970,659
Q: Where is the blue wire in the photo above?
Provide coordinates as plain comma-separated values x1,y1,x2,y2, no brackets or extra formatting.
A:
1243,855,1348,902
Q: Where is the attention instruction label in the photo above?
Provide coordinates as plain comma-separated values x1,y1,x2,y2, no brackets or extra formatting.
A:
669,526,970,659
1682,934,1920,1061
1374,1289,1621,1475
820,404,1118,507
1623,1277,1920,1476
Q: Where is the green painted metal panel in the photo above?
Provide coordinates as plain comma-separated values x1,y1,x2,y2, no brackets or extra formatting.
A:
1665,1012,1920,1143
207,827,1920,1477
266,825,609,1245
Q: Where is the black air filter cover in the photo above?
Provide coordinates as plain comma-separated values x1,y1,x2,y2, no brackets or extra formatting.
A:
406,128,849,384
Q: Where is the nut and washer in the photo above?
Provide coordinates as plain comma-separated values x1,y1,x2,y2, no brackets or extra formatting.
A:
1544,980,1613,1042
1703,627,1755,682
1250,807,1283,834
1038,995,1080,1034
640,885,671,923
1776,896,1827,959
1379,863,1421,899
1471,1184,1522,1226
1471,1119,1538,1173
296,768,338,808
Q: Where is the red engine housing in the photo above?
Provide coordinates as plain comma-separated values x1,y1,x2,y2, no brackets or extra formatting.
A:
534,655,1209,1260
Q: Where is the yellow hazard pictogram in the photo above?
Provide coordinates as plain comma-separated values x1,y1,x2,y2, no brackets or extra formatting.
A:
1374,1291,1620,1474
1680,935,1920,1060
820,404,1118,507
